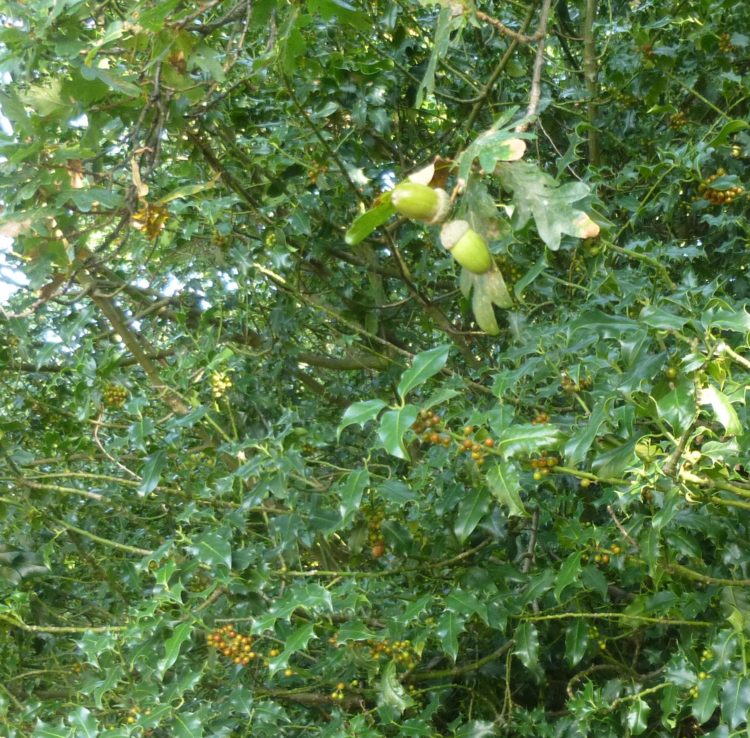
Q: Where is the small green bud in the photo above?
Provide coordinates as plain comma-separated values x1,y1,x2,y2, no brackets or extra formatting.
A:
391,182,450,224
440,220,493,274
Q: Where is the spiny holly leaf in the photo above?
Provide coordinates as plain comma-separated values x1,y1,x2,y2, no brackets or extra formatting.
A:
495,162,600,250
486,461,527,517
377,405,419,459
625,697,651,735
338,399,388,439
378,661,415,716
698,385,741,436
397,344,450,401
722,676,750,729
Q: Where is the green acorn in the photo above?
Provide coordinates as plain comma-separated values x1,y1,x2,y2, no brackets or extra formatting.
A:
390,182,450,224
440,220,493,274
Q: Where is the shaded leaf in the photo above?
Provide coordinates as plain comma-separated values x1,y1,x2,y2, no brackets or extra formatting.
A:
454,486,490,542
565,619,588,667
158,622,193,677
555,552,583,602
513,622,539,669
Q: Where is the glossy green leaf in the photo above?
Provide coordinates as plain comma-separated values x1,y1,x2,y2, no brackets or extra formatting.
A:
158,621,193,677
138,449,167,496
377,405,419,459
625,697,651,735
454,486,490,542
397,345,450,401
698,385,741,436
486,461,527,517
708,119,750,147
555,552,583,602
496,423,560,458
565,398,612,467
513,622,539,670
33,726,72,738
188,531,231,569
721,676,750,729
655,376,695,435
693,677,721,725
564,619,588,666
437,610,464,662
172,711,204,738
338,468,369,523
378,660,415,716
338,399,388,439
267,622,316,675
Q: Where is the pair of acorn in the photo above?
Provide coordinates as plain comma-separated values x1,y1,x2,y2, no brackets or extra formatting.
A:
390,182,493,275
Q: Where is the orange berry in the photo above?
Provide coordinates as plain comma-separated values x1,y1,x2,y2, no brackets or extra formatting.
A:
484,438,495,448
371,542,386,558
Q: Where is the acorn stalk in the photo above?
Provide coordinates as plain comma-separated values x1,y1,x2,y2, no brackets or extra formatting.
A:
440,220,493,274
390,182,450,224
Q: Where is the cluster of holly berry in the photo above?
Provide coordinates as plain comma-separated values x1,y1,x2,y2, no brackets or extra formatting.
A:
561,374,592,394
206,624,256,665
719,32,735,53
412,409,452,448
210,371,232,399
103,383,128,408
529,453,559,481
669,111,688,129
531,411,550,425
698,169,744,205
411,412,496,466
360,638,418,670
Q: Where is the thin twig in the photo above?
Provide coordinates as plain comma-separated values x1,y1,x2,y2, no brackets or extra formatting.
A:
516,0,554,132
475,10,544,43
607,505,638,549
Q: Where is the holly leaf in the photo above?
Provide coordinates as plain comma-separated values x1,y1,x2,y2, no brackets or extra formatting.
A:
377,405,419,459
698,385,741,436
486,461,527,517
513,622,539,669
397,345,450,401
454,486,490,542
338,399,388,439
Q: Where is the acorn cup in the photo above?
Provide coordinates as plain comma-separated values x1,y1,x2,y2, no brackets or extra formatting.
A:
390,182,450,224
440,220,493,274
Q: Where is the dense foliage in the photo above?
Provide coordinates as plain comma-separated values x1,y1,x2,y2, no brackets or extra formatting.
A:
2,0,750,735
